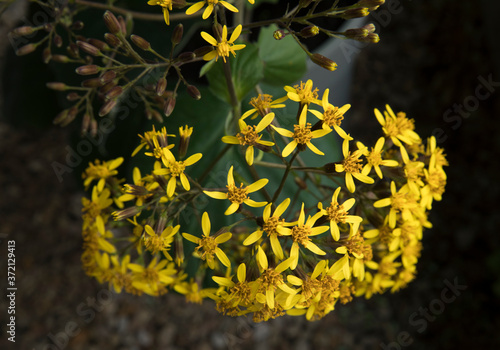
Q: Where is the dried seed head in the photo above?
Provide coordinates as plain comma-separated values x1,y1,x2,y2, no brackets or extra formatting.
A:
130,34,151,50
103,11,122,34
187,85,201,100
46,82,67,91
76,64,100,75
310,53,338,71
163,97,176,117
104,33,121,47
77,40,101,56
156,78,167,96
172,24,183,45
99,99,117,116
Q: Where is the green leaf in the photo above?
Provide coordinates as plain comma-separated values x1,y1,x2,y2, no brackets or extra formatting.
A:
206,43,264,104
199,59,216,77
258,24,307,86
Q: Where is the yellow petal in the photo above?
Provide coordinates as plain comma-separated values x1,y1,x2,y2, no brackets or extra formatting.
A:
185,1,205,15
202,212,210,236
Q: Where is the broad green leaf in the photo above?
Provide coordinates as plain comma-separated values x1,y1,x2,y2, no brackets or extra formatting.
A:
258,24,307,86
206,43,264,104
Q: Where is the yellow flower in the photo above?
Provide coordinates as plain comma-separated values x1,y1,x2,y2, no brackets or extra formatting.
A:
148,0,173,25
335,138,374,193
182,212,232,269
82,157,123,192
309,88,350,139
374,105,421,146
153,147,202,197
243,198,294,260
143,224,179,259
373,181,419,228
128,257,177,296
201,25,246,62
222,113,275,165
186,0,238,20
82,186,113,221
132,126,175,157
204,166,268,215
420,164,447,210
272,106,330,157
357,137,399,179
280,203,329,270
284,79,320,106
318,187,363,241
399,145,425,196
241,94,287,120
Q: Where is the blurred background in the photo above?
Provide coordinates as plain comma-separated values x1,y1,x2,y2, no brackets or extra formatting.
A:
0,0,499,349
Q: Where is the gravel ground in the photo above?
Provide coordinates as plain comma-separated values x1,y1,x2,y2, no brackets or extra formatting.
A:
1,1,499,349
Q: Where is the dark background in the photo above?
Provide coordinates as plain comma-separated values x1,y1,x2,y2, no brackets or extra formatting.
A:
0,0,499,349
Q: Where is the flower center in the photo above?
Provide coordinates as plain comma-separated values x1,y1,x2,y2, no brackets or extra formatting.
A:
227,184,248,204
342,152,363,173
293,123,313,144
216,40,230,57
293,81,318,104
237,125,259,146
263,216,284,236
143,267,159,284
323,106,344,127
250,94,273,116
168,161,186,177
325,203,347,223
367,149,382,166
427,170,446,195
197,236,217,259
291,225,311,246
258,269,283,291
343,233,373,260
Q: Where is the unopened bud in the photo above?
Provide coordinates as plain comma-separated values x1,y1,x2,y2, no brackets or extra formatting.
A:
130,34,151,50
310,53,338,71
67,43,79,58
112,206,142,221
53,34,63,48
340,8,369,19
77,40,101,56
156,78,167,96
81,113,91,134
194,46,214,58
60,107,78,127
99,81,117,95
52,54,70,63
88,38,110,51
82,78,103,88
172,24,183,45
66,92,80,101
344,28,369,40
53,110,68,124
323,162,337,173
10,26,36,36
365,32,380,43
152,109,163,123
105,86,123,100
362,23,376,33
294,176,308,190
178,125,193,158
16,44,37,56
175,235,184,266
42,47,51,63
46,82,67,91
103,11,122,34
72,20,84,30
90,118,98,137
99,99,117,116
124,184,149,197
273,29,286,40
300,25,320,38
100,70,116,84
358,0,385,6
177,52,195,63
117,16,127,35
163,97,176,117
187,85,201,100
104,33,121,47
76,64,100,75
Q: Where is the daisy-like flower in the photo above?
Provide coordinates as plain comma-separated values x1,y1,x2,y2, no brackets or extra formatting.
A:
132,126,175,157
182,212,232,269
186,0,238,20
318,187,363,241
128,257,177,296
284,79,320,106
148,0,173,25
373,181,419,228
335,138,374,193
241,94,287,120
243,198,294,260
142,224,179,259
425,136,448,170
222,113,275,166
336,228,373,282
280,203,329,270
204,166,268,215
420,164,447,210
309,88,350,139
357,137,399,179
272,106,330,157
118,167,158,207
399,145,425,196
201,25,246,62
153,147,202,197
83,157,123,192
374,105,421,146
213,263,254,311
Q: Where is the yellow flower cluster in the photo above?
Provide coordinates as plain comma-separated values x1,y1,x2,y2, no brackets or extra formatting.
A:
81,80,447,321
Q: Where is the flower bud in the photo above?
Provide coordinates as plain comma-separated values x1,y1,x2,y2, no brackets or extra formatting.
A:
60,107,78,127
104,33,121,47
100,81,117,95
53,109,68,124
103,11,122,34
46,82,67,91
365,32,380,43
112,206,142,221
66,92,80,101
178,125,193,158
90,118,98,137
152,109,163,123
42,47,51,63
67,43,79,58
16,43,36,56
124,184,149,197
194,46,213,57
77,40,101,56
81,113,91,134
172,24,183,45
176,51,195,63
82,78,103,88
76,64,100,75
310,53,338,71
156,78,167,96
358,0,385,6
105,86,123,100
187,85,201,100
299,25,320,38
344,28,369,40
88,38,110,51
10,26,36,37
72,21,84,30
53,34,63,48
273,29,286,40
130,34,151,50
117,15,127,35
175,235,184,266
163,96,176,117
100,70,116,84
52,54,70,63
99,99,117,116
340,8,369,19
